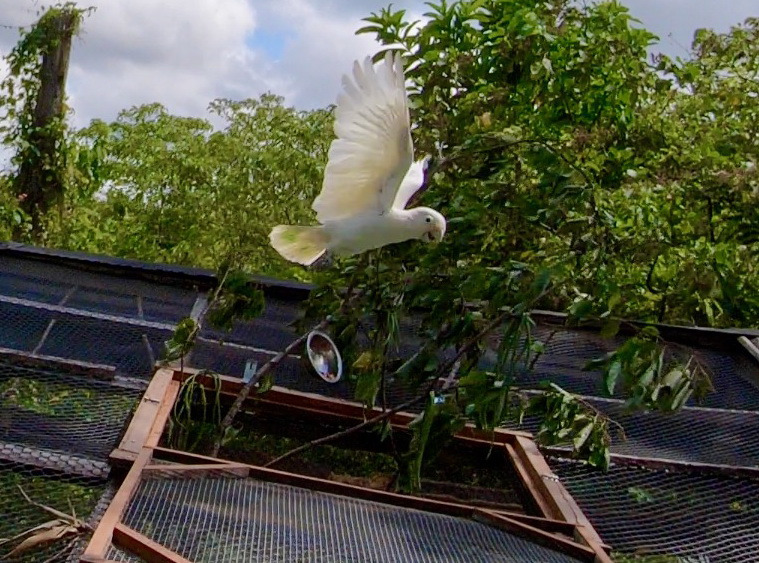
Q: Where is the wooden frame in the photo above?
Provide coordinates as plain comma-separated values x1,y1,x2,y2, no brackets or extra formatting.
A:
81,365,612,562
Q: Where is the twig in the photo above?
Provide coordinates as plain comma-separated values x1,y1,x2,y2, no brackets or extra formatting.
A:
265,309,512,469
209,318,328,457
210,270,363,457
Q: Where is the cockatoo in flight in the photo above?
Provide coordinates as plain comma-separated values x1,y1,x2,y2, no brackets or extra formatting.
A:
269,52,446,266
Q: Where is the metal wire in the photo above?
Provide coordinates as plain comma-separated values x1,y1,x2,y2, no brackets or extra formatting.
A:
0,358,141,561
512,396,759,468
550,457,759,562
0,461,107,563
521,325,759,411
0,360,142,461
115,475,581,563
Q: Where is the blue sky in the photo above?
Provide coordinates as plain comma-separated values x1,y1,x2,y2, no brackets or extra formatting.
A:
0,0,756,130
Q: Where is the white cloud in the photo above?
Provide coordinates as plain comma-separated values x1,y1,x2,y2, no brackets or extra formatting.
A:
66,0,273,127
0,0,756,133
255,0,385,109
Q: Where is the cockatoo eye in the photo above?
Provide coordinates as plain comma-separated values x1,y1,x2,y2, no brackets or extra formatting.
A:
425,217,432,223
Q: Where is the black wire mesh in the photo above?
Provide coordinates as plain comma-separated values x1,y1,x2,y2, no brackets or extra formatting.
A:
520,325,759,411
0,255,198,324
512,396,759,468
110,474,581,563
549,457,759,562
66,481,121,563
0,461,108,562
0,360,142,462
0,359,141,560
0,300,173,379
0,254,197,379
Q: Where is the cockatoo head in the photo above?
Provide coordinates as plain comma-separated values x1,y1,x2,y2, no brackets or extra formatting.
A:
409,207,446,243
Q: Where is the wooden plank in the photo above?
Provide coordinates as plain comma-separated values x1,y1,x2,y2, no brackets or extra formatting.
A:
504,442,554,518
513,436,605,546
574,524,614,562
114,369,176,460
493,511,577,535
145,380,180,448
112,523,192,563
0,345,116,380
82,447,152,558
474,509,597,561
143,463,250,478
153,446,241,466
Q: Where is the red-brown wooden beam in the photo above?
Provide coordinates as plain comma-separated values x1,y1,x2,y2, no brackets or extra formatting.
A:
81,448,152,560
112,523,192,563
111,368,176,464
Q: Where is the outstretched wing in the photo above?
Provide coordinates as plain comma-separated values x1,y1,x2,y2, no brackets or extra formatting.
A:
312,52,414,223
392,156,429,210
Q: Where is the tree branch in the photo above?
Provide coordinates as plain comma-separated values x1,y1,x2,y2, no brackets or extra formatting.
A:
263,309,512,468
210,317,329,457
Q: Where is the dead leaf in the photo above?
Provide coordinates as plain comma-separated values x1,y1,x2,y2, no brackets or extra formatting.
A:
4,524,77,557
0,519,66,547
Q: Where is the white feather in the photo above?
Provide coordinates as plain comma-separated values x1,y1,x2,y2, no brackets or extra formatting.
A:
269,52,446,265
312,52,415,222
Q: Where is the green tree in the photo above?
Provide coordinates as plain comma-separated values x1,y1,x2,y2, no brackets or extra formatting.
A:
49,95,333,277
290,0,726,486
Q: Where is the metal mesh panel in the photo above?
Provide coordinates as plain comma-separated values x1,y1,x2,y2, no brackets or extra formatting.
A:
0,358,141,561
107,544,142,562
118,475,580,562
0,300,172,378
0,360,142,462
512,397,759,467
520,326,759,411
0,462,107,562
35,310,171,379
0,254,198,323
0,255,198,379
550,457,759,562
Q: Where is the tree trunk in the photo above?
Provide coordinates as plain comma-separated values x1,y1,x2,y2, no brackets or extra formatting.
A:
15,9,77,239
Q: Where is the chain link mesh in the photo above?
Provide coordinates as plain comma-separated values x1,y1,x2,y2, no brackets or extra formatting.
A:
0,462,107,563
0,356,141,560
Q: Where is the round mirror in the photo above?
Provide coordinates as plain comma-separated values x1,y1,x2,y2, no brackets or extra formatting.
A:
305,330,343,383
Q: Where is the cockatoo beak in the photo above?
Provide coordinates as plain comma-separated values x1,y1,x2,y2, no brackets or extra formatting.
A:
425,225,444,243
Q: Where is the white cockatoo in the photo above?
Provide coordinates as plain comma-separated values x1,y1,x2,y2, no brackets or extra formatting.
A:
269,52,446,266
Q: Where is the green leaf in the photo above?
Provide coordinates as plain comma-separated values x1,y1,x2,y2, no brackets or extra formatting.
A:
257,373,274,394
605,360,622,395
573,421,594,451
354,370,382,407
